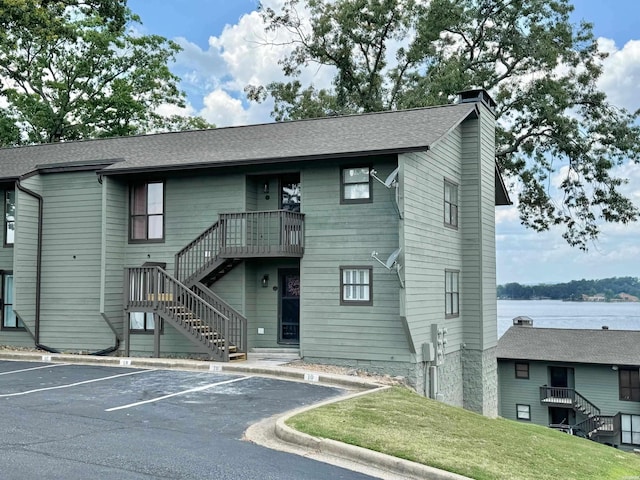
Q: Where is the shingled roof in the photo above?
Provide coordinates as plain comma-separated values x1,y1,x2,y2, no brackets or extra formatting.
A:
0,103,478,179
497,326,640,366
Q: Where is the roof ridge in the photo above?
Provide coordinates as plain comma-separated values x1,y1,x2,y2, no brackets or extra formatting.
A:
0,103,471,153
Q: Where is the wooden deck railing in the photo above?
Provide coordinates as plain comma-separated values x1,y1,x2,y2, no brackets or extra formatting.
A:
192,282,247,356
218,210,304,256
174,221,222,284
540,385,601,418
175,210,304,283
126,266,246,361
574,412,620,438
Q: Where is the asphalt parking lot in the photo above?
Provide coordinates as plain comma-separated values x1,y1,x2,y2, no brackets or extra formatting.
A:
0,360,379,480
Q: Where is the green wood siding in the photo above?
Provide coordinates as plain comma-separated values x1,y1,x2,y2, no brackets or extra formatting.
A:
14,176,42,335
0,187,14,270
124,174,245,271
244,259,299,349
38,172,114,350
460,109,497,351
100,177,126,337
299,159,408,362
400,128,463,355
498,360,549,424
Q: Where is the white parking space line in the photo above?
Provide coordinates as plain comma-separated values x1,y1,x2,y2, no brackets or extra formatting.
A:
106,375,253,412
0,369,154,397
0,363,71,376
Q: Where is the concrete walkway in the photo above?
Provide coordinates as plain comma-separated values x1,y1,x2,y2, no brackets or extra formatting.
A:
0,350,470,480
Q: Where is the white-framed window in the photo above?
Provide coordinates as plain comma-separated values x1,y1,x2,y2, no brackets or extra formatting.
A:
340,266,372,305
445,269,460,318
444,180,458,228
129,312,158,333
5,189,15,246
130,181,164,241
621,414,640,445
1,273,20,329
516,404,531,421
341,166,372,203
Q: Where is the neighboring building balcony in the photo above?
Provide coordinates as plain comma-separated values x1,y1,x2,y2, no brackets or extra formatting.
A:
175,210,304,286
540,385,601,419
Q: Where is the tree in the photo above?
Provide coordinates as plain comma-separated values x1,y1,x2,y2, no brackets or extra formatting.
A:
0,0,211,145
248,0,640,249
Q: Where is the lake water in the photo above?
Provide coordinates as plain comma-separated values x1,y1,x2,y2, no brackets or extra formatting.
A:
497,299,640,337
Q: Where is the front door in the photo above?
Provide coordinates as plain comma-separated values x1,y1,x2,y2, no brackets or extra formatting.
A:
549,366,574,388
279,268,300,344
280,174,300,212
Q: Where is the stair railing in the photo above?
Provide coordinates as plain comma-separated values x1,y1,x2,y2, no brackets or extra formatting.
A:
175,221,221,284
192,282,247,355
573,389,601,419
574,413,619,438
127,266,230,361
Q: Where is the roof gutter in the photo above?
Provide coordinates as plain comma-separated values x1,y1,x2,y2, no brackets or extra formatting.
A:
15,180,45,348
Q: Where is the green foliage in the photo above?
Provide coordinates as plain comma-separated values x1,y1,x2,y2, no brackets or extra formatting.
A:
0,0,212,145
497,276,640,300
250,0,640,249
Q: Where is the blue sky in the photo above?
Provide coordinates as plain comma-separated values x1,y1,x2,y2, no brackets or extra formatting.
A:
127,0,640,285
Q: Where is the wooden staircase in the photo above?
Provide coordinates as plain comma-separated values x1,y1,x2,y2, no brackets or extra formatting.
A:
125,210,304,362
169,305,246,361
540,386,620,442
125,266,247,362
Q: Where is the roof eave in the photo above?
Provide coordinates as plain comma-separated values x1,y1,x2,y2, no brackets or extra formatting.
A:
98,146,430,176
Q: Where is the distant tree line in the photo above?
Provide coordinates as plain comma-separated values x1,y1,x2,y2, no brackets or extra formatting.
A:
497,277,640,300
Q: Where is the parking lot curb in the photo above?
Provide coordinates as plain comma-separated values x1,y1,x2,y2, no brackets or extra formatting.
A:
272,387,473,480
0,350,381,391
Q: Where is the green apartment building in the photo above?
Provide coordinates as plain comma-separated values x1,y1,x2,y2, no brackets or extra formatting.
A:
0,89,509,415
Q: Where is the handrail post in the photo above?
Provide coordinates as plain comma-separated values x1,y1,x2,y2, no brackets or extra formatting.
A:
151,267,157,310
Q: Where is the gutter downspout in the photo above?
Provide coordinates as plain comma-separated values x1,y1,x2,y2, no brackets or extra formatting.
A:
15,180,50,351
16,180,120,356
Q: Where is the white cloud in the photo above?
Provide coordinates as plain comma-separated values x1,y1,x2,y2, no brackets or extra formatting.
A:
169,2,334,126
598,38,640,112
199,89,249,127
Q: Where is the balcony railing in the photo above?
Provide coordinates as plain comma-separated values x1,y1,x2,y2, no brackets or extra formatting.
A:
218,210,304,257
540,386,601,419
175,210,304,284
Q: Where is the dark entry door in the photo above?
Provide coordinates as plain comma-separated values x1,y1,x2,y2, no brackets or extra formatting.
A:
280,174,300,212
279,269,300,344
549,367,573,388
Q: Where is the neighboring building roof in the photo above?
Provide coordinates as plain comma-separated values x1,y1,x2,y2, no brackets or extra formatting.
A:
0,103,478,179
497,326,640,366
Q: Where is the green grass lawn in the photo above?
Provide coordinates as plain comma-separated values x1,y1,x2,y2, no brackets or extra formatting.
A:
287,386,640,480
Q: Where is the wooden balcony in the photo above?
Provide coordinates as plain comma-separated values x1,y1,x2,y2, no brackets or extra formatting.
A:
175,210,304,286
218,210,304,258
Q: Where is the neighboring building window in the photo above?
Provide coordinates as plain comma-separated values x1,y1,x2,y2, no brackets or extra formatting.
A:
619,368,640,402
445,270,459,317
1,273,21,329
130,182,164,241
341,166,372,203
129,312,159,333
621,414,640,445
515,362,530,379
516,404,531,421
340,267,372,305
444,180,458,228
5,189,15,246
